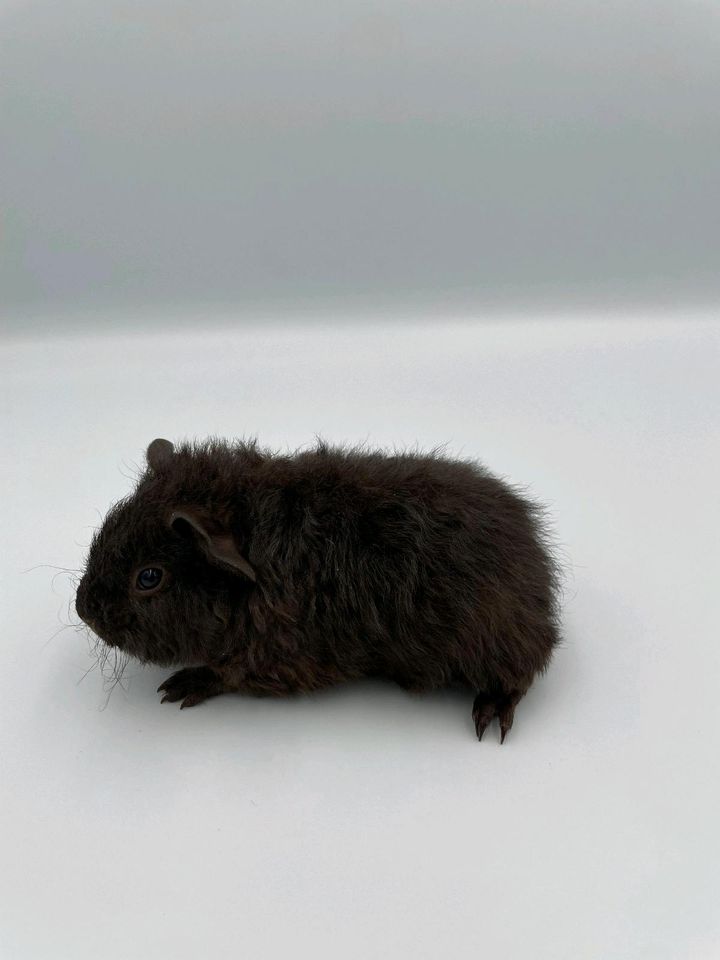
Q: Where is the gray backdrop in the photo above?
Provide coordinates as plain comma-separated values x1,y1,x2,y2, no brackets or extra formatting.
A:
2,0,719,331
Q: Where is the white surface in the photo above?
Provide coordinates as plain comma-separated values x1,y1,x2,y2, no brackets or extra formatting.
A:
1,317,719,959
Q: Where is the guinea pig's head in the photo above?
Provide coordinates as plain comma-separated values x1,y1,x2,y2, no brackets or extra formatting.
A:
75,439,256,666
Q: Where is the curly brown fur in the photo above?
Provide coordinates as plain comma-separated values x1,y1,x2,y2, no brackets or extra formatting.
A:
75,437,562,740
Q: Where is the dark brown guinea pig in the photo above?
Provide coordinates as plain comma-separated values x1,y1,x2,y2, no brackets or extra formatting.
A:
75,437,562,741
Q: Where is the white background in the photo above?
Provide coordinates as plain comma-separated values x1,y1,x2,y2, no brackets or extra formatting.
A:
2,1,720,957
2,319,719,959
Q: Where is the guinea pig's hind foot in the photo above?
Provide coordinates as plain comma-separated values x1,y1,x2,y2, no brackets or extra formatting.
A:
157,666,226,709
472,689,524,743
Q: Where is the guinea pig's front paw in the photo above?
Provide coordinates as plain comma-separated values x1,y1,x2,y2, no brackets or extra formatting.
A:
157,666,225,709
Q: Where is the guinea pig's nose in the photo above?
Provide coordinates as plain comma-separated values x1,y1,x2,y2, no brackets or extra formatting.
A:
75,579,94,626
75,582,87,619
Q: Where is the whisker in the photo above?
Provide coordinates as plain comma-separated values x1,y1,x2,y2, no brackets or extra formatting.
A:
90,642,131,700
50,568,79,596
42,622,77,649
99,650,131,708
76,658,100,685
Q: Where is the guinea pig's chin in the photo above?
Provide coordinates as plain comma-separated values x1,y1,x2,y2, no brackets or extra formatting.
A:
83,621,117,649
118,636,183,668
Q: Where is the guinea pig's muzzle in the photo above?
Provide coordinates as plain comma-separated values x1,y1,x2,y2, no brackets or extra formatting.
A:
75,579,106,641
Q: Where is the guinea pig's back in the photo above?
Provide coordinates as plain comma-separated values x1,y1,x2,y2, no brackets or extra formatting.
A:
352,451,560,687
275,448,559,684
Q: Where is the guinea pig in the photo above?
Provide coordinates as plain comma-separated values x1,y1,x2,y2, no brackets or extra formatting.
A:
75,437,562,741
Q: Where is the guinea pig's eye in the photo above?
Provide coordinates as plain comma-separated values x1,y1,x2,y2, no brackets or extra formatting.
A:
135,567,164,592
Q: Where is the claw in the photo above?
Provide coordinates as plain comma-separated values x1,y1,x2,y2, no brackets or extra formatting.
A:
161,690,184,704
157,666,224,708
472,688,524,743
180,692,206,709
472,695,497,742
474,717,491,741
499,711,514,744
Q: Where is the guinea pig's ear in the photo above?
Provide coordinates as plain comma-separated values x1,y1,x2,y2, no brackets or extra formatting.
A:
147,438,175,472
169,508,256,582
